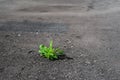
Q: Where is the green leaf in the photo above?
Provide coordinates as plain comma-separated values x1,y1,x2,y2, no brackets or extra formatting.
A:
38,40,64,60
49,40,53,49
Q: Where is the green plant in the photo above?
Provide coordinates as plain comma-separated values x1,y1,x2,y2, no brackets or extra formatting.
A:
39,40,64,60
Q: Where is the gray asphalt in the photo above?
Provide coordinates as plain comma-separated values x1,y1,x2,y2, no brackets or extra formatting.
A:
0,0,120,80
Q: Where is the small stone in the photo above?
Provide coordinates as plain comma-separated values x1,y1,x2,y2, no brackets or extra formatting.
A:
85,60,91,64
66,39,71,44
35,76,38,79
71,46,73,48
2,52,6,56
108,68,112,71
74,71,77,73
36,32,39,35
93,60,97,63
28,50,34,54
52,77,56,79
18,34,21,37
49,75,56,80
80,54,86,57
68,41,71,44
28,75,33,78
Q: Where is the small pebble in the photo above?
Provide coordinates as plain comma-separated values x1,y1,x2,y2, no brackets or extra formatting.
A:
28,75,33,78
66,39,71,44
108,68,112,71
52,77,56,79
35,76,38,79
18,34,21,37
93,60,97,63
85,60,91,64
71,46,74,48
74,71,77,73
80,54,86,57
36,32,39,35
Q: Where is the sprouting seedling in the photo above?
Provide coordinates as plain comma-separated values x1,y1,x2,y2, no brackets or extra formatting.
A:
39,40,64,60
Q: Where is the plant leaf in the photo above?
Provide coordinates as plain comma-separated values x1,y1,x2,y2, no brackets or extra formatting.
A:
38,40,64,60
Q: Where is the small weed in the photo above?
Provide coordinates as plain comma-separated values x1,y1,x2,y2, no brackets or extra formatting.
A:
38,40,64,60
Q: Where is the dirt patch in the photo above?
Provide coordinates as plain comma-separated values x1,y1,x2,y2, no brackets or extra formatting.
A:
0,30,120,80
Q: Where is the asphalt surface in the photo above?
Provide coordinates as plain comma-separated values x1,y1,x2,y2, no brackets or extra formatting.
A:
0,0,120,80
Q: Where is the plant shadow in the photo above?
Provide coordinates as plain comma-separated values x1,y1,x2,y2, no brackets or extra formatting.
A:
56,54,73,61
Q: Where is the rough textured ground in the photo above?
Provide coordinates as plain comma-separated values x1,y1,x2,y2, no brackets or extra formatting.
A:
0,0,120,80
